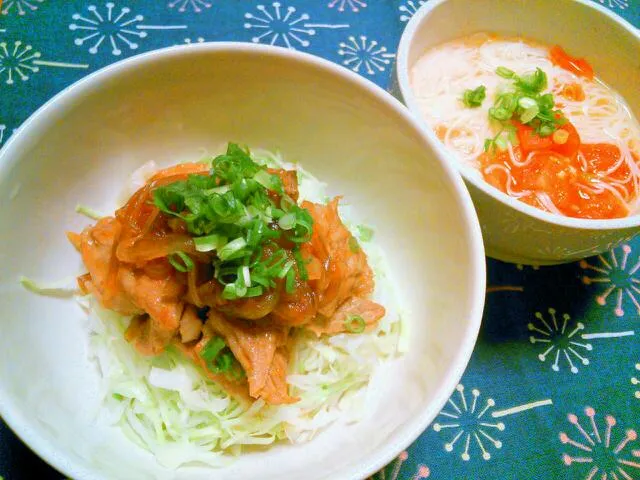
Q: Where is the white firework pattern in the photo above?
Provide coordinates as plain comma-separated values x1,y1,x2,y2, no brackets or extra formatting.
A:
167,0,211,14
580,244,640,318
598,0,629,9
0,40,89,85
399,0,426,22
1,0,44,16
69,2,187,56
633,363,640,400
369,451,430,480
328,0,366,12
529,309,591,374
337,36,395,75
180,37,205,45
433,384,552,461
561,407,640,479
0,124,6,146
529,308,635,374
244,2,349,50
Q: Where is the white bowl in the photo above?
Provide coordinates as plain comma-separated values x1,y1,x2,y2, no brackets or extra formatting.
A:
396,0,640,265
0,44,485,480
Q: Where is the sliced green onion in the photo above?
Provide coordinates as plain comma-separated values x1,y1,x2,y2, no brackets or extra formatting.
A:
245,286,264,297
200,336,226,363
518,68,547,93
518,97,537,109
348,236,360,253
218,238,247,261
495,66,515,79
489,107,511,121
168,251,194,272
253,170,277,191
241,266,251,286
292,248,309,281
520,105,540,124
539,124,555,137
494,135,508,150
357,225,374,242
271,208,285,221
285,267,296,294
345,314,366,334
280,195,296,212
278,212,297,230
194,234,227,252
485,67,566,149
539,93,555,110
222,284,237,300
461,85,486,108
236,283,248,297
278,260,295,279
215,353,233,372
204,185,230,195
222,282,248,299
151,143,314,297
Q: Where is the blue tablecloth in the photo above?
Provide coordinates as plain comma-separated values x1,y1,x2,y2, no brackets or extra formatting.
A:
1,1,639,479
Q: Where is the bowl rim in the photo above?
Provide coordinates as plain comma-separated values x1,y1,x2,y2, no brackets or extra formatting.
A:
0,42,486,480
396,0,640,230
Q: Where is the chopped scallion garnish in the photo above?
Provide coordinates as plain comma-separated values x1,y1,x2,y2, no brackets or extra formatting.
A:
200,337,226,363
357,225,374,242
199,336,244,378
348,236,360,253
495,66,515,79
194,234,227,252
484,66,566,150
153,143,314,299
168,251,194,272
345,314,366,333
218,238,247,261
461,85,487,108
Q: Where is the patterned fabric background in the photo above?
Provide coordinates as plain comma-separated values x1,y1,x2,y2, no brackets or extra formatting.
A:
1,1,639,479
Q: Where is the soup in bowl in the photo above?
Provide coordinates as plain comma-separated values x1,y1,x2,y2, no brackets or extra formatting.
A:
396,0,640,264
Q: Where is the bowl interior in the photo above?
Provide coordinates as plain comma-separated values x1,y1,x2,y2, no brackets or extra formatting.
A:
0,45,483,480
403,0,640,179
395,0,640,264
405,0,640,103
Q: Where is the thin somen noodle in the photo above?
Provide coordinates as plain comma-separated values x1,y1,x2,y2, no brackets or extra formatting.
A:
410,33,640,219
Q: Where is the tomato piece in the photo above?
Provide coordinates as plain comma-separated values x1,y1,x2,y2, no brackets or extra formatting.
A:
580,143,622,171
516,123,553,153
560,83,585,102
549,45,594,80
580,143,633,199
480,140,629,219
434,124,447,141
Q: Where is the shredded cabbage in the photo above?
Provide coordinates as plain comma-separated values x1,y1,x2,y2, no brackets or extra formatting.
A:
20,276,79,298
75,204,104,220
83,150,404,467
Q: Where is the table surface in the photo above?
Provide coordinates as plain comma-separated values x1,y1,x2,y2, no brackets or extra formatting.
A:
1,1,640,479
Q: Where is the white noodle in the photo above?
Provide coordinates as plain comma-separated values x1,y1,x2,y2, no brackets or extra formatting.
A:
410,34,640,216
483,164,532,198
536,192,564,215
